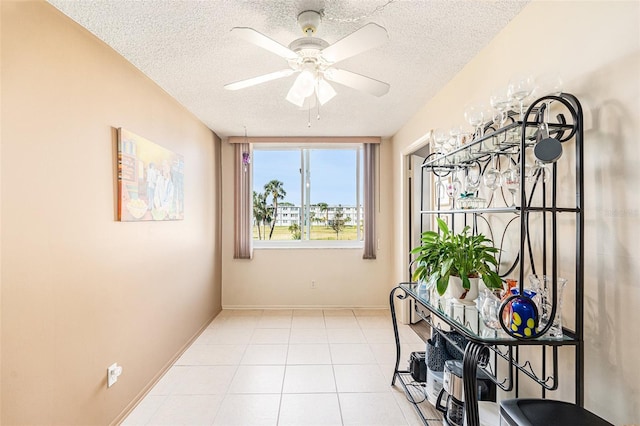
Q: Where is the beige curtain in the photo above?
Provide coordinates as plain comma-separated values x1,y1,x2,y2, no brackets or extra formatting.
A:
363,143,377,259
234,143,252,259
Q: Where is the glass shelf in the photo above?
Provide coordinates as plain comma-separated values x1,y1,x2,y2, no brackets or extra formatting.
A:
421,206,580,215
399,282,578,346
423,120,576,169
420,206,519,215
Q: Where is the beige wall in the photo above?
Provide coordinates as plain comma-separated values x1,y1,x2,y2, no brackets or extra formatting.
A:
1,2,4,421
1,2,222,425
391,1,639,424
221,140,394,309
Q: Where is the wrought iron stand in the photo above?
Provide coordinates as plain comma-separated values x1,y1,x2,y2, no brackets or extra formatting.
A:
394,93,585,426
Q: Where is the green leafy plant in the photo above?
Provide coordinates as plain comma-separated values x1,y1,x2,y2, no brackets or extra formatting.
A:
411,217,502,296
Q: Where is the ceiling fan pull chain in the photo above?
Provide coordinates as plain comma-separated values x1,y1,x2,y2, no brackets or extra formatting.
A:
308,102,312,128
316,81,321,121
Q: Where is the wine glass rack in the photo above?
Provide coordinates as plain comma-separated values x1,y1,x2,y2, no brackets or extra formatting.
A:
391,93,584,426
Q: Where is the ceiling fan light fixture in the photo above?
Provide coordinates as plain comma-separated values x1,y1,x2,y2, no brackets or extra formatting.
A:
297,69,316,97
286,90,305,107
286,75,307,107
316,78,336,105
286,68,317,106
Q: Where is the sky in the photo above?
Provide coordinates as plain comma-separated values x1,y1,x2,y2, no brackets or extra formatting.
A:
252,148,360,206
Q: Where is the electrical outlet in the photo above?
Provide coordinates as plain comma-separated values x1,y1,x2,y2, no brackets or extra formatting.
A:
311,280,317,289
107,363,123,388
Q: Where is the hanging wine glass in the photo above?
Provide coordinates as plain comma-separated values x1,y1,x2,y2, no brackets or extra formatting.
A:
507,74,534,121
528,160,551,184
446,168,462,209
483,154,502,194
502,161,520,208
465,168,481,195
524,162,535,183
435,172,447,208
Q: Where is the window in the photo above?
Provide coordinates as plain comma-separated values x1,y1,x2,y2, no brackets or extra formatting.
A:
252,145,363,246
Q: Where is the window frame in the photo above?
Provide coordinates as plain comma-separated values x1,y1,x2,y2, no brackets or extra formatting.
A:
251,143,364,249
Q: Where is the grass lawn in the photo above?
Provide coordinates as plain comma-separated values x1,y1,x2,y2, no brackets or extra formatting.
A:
253,225,360,241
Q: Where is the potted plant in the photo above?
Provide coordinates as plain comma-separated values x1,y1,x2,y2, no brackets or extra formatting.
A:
411,217,502,303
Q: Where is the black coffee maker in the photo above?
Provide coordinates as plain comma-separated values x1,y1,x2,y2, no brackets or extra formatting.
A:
435,360,496,426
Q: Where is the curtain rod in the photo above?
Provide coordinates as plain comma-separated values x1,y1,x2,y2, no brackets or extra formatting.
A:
227,136,381,144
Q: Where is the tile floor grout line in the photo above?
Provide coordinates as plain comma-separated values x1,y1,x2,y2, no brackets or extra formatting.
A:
274,330,292,426
123,308,431,426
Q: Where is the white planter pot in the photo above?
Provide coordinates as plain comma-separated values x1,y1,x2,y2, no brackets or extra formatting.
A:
446,275,480,305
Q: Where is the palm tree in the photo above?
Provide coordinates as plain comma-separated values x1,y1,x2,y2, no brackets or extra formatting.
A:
264,180,286,240
288,223,301,240
252,191,267,240
317,202,329,228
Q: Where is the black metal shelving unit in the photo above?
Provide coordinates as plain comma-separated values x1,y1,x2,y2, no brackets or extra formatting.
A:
391,93,584,426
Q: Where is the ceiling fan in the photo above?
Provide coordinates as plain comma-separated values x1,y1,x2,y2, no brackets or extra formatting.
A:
224,10,390,108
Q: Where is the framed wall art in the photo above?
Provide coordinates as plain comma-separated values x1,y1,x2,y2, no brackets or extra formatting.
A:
117,128,184,221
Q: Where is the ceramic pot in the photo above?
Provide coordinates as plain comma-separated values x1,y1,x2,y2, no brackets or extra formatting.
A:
447,276,479,305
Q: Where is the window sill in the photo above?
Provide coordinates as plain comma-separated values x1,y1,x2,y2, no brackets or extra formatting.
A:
253,241,364,250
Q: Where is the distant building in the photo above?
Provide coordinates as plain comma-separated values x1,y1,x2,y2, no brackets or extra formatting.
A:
267,205,363,227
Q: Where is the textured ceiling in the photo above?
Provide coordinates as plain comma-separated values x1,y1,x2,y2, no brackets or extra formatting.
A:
48,0,528,138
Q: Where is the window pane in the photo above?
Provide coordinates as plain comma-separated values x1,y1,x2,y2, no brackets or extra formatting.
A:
252,146,362,243
308,149,360,241
252,149,300,241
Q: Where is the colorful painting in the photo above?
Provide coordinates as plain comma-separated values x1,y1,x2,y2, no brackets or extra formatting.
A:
117,128,184,221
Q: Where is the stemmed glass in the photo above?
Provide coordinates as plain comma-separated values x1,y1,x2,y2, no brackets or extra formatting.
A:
432,128,449,159
502,159,520,208
449,125,463,150
490,87,515,147
431,129,449,169
479,289,502,331
528,160,551,184
534,73,563,116
465,166,481,196
532,74,563,138
483,154,502,194
489,87,512,129
507,75,534,120
446,169,462,209
435,172,447,208
464,103,485,140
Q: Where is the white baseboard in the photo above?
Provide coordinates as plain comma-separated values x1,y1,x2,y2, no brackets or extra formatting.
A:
221,304,389,311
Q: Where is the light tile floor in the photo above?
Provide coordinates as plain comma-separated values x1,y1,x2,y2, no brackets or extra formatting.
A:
122,309,443,426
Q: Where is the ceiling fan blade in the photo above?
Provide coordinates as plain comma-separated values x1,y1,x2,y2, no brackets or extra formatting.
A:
324,68,390,97
321,23,388,64
231,27,298,60
224,69,295,91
